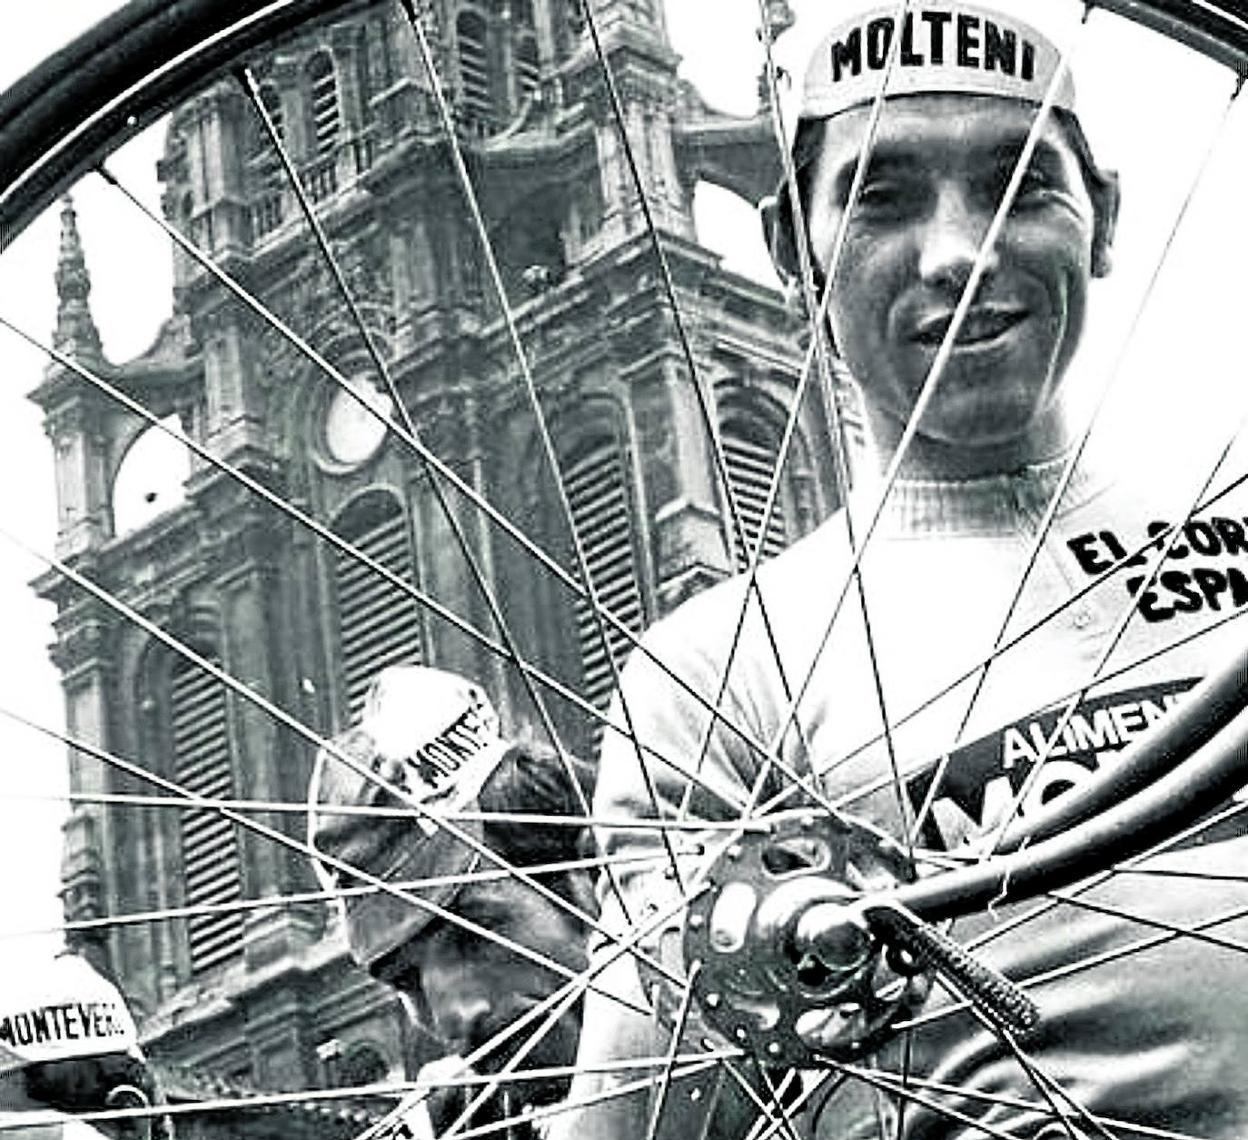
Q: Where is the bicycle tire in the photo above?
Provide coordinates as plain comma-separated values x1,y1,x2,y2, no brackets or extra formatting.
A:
4,3,1248,1139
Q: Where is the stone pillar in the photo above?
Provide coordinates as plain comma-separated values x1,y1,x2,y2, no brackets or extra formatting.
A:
332,25,365,136
45,400,111,559
194,303,269,461
52,607,125,981
646,359,732,611
181,80,252,259
246,982,316,1092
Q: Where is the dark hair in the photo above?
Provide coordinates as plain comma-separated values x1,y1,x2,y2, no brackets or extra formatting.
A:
368,739,598,987
24,1053,172,1140
477,741,596,867
771,104,1115,286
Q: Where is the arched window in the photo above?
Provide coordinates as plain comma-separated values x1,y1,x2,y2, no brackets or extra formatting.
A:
457,12,493,127
563,435,645,734
112,418,190,537
515,36,540,102
332,491,424,721
169,654,243,973
719,396,792,569
307,51,341,155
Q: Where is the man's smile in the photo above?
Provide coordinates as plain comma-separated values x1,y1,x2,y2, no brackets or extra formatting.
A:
909,304,1029,349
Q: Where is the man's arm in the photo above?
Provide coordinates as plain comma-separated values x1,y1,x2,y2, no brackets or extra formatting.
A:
555,600,775,1140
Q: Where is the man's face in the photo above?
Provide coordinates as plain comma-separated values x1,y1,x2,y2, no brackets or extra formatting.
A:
399,878,589,1109
804,94,1113,467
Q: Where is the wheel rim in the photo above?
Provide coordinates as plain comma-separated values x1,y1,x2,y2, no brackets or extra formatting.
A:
2,4,1248,1140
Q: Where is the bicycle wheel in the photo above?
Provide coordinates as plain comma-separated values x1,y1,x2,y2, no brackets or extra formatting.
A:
1,3,1247,1140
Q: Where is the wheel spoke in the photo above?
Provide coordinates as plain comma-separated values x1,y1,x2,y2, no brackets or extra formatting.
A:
972,1013,1115,1140
233,60,632,919
746,1071,848,1140
910,79,1247,845
831,1059,1036,1140
0,692,659,1018
644,963,702,1140
5,4,1248,1138
718,1058,805,1140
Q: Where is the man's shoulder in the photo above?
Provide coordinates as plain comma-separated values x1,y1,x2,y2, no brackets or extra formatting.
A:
635,513,853,665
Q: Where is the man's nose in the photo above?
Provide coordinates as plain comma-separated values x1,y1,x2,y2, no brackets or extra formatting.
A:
438,991,493,1050
917,186,998,292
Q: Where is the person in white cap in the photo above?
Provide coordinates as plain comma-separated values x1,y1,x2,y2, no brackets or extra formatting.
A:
308,666,597,1139
561,3,1248,1139
0,954,167,1140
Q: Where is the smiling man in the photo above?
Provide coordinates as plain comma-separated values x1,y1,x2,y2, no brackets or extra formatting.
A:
804,98,1110,473
768,1,1117,481
561,3,1248,1139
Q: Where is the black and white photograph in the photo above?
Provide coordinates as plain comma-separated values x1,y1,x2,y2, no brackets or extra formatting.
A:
2,2,1248,1138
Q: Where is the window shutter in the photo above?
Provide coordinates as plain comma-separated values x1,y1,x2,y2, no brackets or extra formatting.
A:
170,658,243,974
248,82,284,158
515,38,540,102
333,496,423,721
722,417,788,570
457,15,492,127
309,52,340,155
564,440,645,737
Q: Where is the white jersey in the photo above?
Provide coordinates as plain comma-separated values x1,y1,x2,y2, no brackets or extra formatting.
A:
578,455,1248,1139
0,1114,111,1140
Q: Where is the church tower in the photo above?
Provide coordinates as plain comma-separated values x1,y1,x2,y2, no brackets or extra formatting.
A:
34,0,839,1111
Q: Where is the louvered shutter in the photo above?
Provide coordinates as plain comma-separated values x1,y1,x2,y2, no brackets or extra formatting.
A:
309,52,340,155
515,38,540,102
247,82,284,158
334,495,423,721
722,418,788,570
170,658,243,973
457,14,492,125
564,440,645,739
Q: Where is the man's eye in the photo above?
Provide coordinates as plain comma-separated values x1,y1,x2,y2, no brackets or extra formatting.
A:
1019,166,1055,195
854,178,918,215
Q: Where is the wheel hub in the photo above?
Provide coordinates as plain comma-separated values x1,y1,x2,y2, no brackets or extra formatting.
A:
684,810,931,1064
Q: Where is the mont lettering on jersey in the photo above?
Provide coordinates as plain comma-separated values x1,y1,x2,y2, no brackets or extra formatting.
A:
907,678,1200,850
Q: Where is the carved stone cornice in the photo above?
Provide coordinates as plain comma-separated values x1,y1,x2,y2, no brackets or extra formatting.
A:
49,613,116,681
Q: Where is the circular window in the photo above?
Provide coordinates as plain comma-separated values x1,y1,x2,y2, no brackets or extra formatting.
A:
323,376,394,466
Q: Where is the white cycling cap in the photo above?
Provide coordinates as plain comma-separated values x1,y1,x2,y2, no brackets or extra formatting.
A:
797,1,1076,121
0,955,140,1079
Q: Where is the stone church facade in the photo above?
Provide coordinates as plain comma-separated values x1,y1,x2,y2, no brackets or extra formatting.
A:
32,0,842,1125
